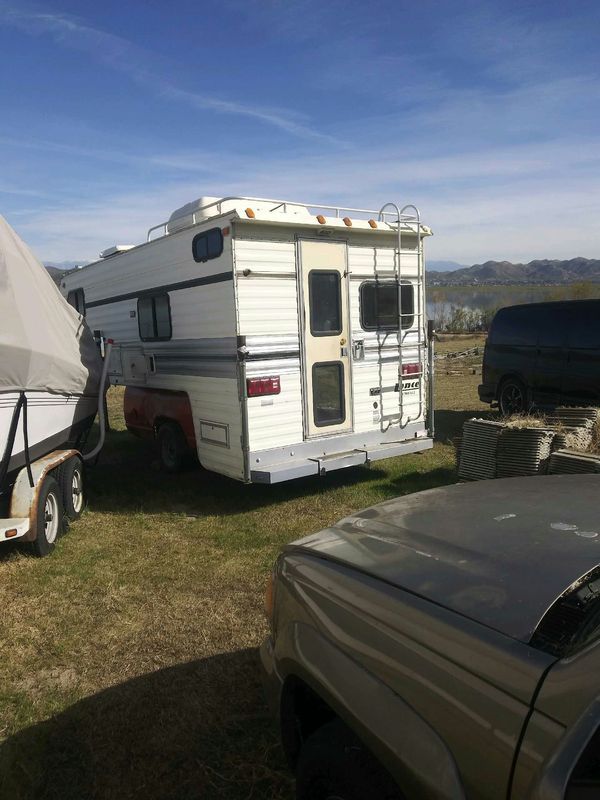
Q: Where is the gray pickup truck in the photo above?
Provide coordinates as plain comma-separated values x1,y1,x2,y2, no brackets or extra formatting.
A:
260,474,600,800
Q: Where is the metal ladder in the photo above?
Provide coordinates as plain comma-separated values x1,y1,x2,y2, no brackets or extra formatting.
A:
378,203,425,428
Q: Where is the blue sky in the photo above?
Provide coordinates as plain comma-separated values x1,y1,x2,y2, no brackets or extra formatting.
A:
1,0,599,264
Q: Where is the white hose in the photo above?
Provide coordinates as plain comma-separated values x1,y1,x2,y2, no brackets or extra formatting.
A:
83,340,113,462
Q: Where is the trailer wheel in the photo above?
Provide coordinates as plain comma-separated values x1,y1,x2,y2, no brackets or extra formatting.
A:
31,475,64,557
59,456,85,521
157,422,187,473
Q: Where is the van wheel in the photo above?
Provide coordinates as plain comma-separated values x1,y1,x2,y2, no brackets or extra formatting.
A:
498,378,528,416
157,422,187,473
59,456,85,521
31,475,64,557
296,720,404,800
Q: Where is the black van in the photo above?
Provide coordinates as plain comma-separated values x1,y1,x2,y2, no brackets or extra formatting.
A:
479,299,600,414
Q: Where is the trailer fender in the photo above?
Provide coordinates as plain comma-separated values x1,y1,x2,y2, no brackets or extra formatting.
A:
277,622,466,800
9,450,79,542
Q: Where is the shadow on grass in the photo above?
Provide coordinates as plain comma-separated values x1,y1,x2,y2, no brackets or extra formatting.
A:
0,648,292,800
87,429,389,517
383,465,458,496
434,409,496,442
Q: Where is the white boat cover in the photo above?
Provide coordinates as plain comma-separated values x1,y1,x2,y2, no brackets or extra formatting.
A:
0,216,102,396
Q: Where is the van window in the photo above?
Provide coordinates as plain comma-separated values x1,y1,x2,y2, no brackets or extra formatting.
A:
66,288,85,316
490,306,538,345
138,294,172,341
568,304,600,349
309,271,342,335
536,306,568,348
192,228,223,263
360,282,414,330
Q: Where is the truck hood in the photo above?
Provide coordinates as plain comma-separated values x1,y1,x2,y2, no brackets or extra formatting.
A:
288,474,600,642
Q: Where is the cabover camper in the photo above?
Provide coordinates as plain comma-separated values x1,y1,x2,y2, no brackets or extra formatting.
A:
61,197,434,483
0,216,110,555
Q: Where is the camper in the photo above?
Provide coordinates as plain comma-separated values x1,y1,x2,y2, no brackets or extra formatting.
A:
0,216,110,555
61,196,435,483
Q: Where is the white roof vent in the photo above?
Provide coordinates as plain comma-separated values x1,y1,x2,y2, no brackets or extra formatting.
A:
167,196,222,233
100,245,135,259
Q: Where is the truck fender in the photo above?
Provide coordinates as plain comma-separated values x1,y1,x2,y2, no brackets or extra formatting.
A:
277,622,466,800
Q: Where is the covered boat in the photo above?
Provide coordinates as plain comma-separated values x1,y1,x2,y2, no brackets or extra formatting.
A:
0,216,103,497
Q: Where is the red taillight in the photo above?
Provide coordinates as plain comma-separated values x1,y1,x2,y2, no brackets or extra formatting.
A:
402,363,420,376
246,376,281,397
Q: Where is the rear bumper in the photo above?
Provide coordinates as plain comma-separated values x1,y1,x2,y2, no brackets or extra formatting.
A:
478,383,496,403
250,433,433,484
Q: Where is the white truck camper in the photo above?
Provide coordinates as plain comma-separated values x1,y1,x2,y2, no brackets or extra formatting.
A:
61,197,435,483
0,216,110,555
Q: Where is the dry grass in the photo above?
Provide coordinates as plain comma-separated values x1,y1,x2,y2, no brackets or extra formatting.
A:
0,374,484,800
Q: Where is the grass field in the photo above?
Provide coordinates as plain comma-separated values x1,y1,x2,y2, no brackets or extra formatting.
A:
0,335,489,800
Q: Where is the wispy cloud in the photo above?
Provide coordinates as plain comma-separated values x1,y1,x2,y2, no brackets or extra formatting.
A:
11,132,600,263
0,3,332,141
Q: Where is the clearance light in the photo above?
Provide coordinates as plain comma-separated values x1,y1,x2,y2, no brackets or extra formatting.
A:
5,528,18,538
368,219,377,228
222,226,230,236
316,215,326,224
247,376,281,397
245,208,256,218
402,363,420,376
342,216,352,226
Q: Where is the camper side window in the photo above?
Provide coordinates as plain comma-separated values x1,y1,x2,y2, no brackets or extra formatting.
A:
138,294,172,341
360,282,414,330
67,288,86,316
192,228,224,263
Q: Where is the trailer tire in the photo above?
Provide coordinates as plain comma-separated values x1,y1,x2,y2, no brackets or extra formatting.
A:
59,456,85,521
157,422,187,473
31,475,64,557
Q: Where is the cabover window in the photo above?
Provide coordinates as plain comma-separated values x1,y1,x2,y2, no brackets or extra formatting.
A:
138,294,172,341
360,281,414,331
67,288,85,316
192,228,223,263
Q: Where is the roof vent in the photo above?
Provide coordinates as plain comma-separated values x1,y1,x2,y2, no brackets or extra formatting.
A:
99,245,135,259
167,196,222,233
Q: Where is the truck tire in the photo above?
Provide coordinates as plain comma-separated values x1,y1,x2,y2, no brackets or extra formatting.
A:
59,456,85,521
296,719,404,800
157,422,187,473
498,376,528,416
31,475,64,557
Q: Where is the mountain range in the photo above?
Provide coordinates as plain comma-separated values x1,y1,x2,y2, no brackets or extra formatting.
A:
428,257,600,285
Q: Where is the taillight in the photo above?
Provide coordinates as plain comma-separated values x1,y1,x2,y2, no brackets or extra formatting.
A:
402,363,420,376
246,375,281,397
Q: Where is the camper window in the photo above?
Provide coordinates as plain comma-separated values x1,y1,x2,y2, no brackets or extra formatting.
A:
67,288,86,316
192,227,224,263
360,282,414,331
312,362,345,426
309,271,342,336
138,294,172,341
